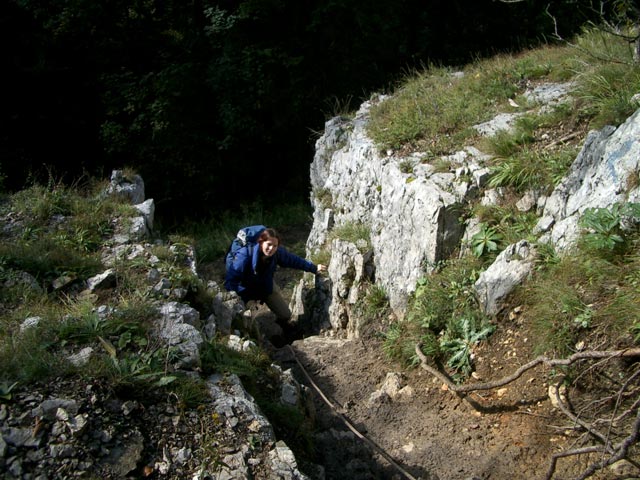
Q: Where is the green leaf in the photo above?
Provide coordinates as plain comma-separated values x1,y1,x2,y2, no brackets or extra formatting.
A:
154,376,178,387
117,332,132,349
98,336,117,359
471,224,503,258
0,382,18,401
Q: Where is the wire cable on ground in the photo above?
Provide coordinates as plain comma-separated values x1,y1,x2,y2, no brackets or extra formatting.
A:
286,345,420,480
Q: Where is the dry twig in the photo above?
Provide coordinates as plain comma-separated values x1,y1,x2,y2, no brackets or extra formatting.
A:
415,344,640,395
415,344,640,478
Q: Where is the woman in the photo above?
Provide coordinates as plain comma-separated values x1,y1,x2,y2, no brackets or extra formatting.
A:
224,227,327,326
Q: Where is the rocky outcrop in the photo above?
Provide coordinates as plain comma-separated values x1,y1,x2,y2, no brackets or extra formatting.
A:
1,170,310,479
295,82,640,329
0,374,309,480
106,169,145,205
294,98,489,334
535,109,640,250
326,239,375,335
474,240,538,316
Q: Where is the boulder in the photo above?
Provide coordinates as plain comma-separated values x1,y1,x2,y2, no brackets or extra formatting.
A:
474,240,537,316
106,170,145,204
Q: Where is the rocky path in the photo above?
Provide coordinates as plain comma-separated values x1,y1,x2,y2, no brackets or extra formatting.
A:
206,226,605,480
272,331,588,480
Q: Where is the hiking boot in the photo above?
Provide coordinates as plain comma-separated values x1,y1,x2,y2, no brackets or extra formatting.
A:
269,334,287,349
276,318,303,344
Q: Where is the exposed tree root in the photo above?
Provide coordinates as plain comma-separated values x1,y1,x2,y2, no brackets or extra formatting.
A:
546,408,640,480
415,344,640,479
415,345,640,395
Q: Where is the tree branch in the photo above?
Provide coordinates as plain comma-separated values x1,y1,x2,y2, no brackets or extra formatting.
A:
549,380,613,451
415,344,640,395
576,408,640,480
415,344,640,479
545,446,604,480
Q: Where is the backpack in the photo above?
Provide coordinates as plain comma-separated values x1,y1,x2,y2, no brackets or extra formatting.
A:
225,225,266,270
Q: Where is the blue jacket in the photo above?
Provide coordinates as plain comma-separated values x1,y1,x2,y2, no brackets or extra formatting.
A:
224,243,317,302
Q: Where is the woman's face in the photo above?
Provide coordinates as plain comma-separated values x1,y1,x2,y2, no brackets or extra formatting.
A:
260,236,279,257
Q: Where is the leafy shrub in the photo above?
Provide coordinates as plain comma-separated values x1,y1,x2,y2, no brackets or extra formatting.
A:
382,320,436,367
96,336,178,392
473,204,538,246
440,317,495,378
470,223,503,258
385,256,492,377
579,202,640,258
0,381,17,401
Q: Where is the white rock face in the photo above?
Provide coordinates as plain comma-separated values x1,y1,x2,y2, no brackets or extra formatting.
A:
107,170,145,205
535,108,640,251
296,87,639,333
299,98,484,328
134,198,155,232
474,240,538,316
155,302,203,369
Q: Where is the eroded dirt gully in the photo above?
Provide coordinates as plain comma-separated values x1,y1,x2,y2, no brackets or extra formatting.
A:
204,226,591,480
279,329,561,480
254,298,591,480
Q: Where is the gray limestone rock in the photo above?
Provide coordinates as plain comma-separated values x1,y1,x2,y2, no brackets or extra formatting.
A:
474,240,537,316
106,170,145,204
535,109,640,251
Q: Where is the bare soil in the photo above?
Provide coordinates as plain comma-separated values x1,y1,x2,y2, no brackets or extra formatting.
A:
273,327,575,480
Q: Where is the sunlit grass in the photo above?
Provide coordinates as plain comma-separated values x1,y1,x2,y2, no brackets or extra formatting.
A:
329,221,370,247
513,243,640,356
367,26,640,156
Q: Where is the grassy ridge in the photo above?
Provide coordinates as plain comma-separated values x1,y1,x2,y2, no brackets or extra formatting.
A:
374,27,640,375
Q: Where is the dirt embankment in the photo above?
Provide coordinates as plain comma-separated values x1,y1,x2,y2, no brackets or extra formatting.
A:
274,328,586,480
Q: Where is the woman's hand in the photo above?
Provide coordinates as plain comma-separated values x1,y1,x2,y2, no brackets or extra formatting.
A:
316,264,327,274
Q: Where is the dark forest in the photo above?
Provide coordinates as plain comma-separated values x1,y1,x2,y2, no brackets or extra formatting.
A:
2,0,601,222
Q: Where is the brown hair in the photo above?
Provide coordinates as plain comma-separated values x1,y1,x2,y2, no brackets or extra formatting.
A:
258,228,281,245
